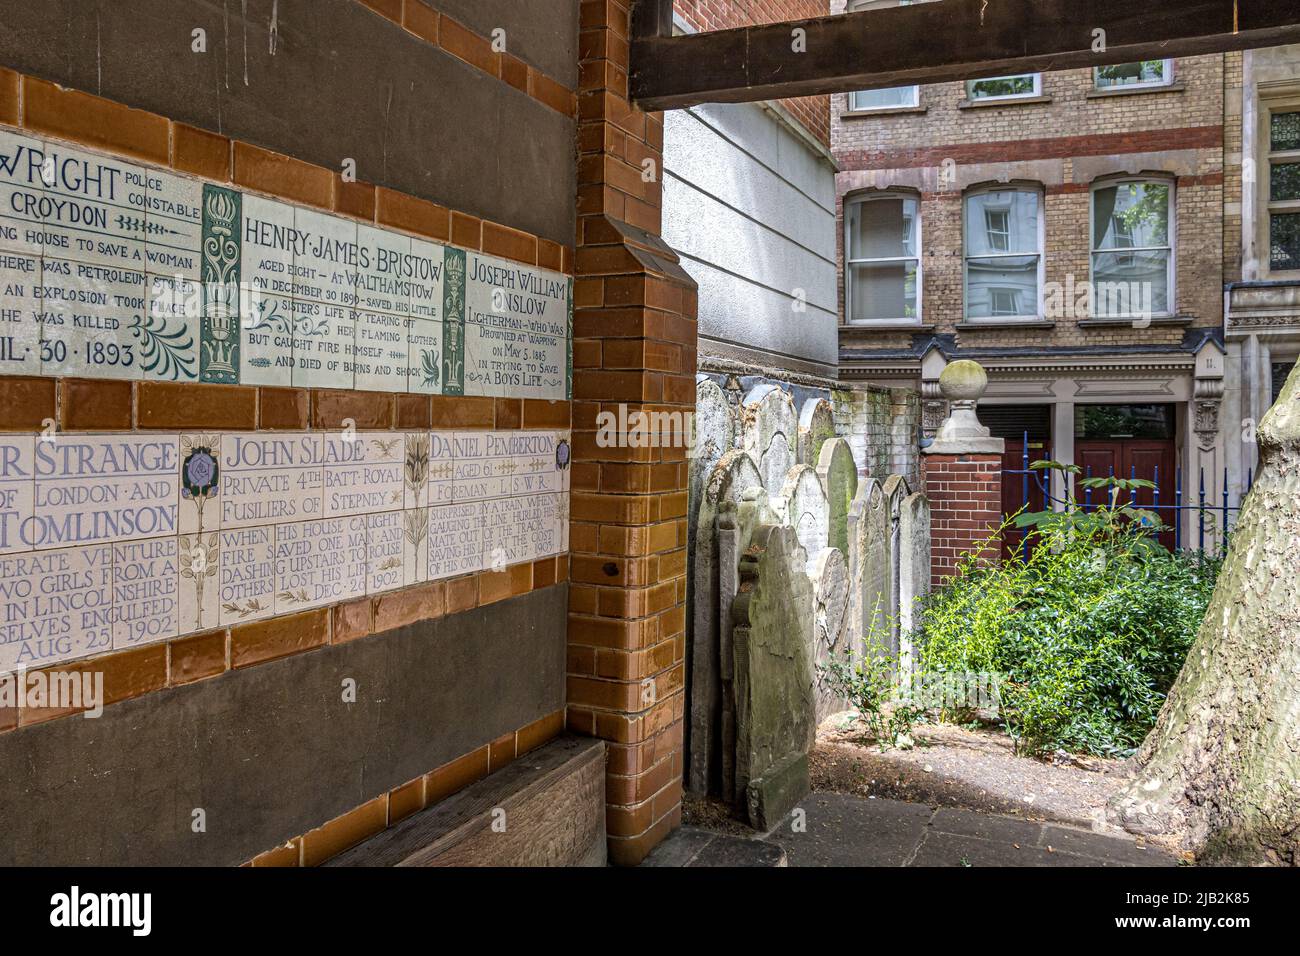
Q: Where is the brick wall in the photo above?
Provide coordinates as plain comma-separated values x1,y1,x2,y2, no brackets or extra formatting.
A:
831,32,1227,346
674,0,830,146
921,453,1002,587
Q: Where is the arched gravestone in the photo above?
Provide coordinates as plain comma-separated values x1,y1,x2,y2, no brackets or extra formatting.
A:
882,475,910,657
797,397,836,467
779,464,828,576
898,492,931,679
689,449,762,794
817,437,858,557
740,384,796,493
731,523,815,829
811,547,851,723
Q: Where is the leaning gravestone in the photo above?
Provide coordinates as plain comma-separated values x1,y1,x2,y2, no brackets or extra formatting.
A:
740,384,797,492
779,464,829,576
797,397,836,467
731,523,816,829
897,492,931,679
811,547,851,723
690,449,763,794
817,437,858,557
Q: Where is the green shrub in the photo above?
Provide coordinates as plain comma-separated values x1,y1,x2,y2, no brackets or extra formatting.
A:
917,469,1221,758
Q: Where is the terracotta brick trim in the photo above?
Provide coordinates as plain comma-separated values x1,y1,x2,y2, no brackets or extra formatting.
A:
0,557,569,734
356,0,578,119
0,69,573,274
248,707,566,866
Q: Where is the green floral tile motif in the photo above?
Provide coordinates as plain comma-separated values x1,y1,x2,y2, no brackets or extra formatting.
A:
200,184,242,384
442,247,466,396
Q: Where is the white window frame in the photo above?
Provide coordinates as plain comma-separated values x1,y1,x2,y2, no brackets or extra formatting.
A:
963,185,1045,323
847,0,918,113
1093,59,1174,91
1088,176,1177,320
1266,105,1300,275
965,73,1042,102
844,190,923,325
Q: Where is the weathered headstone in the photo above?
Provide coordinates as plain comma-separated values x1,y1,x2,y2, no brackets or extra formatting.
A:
861,481,890,656
731,523,816,829
897,492,931,678
811,547,851,723
817,437,858,557
882,475,910,656
689,449,763,794
797,397,836,467
740,384,796,492
779,464,828,575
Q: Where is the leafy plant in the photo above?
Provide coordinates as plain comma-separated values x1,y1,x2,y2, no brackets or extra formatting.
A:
918,466,1221,758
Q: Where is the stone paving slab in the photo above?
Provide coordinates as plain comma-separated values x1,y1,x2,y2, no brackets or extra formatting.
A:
644,792,1179,867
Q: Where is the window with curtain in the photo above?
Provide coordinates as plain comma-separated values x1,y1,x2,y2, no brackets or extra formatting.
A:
1094,60,1173,90
845,192,920,323
1269,110,1300,272
847,0,918,111
1091,180,1174,317
966,74,1040,100
964,188,1041,320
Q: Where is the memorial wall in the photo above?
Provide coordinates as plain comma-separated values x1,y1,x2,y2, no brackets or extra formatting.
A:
0,0,583,865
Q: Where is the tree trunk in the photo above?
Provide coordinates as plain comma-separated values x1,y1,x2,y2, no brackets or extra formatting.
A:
1109,367,1300,865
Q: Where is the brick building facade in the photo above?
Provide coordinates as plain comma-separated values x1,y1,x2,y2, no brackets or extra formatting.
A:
830,0,1270,545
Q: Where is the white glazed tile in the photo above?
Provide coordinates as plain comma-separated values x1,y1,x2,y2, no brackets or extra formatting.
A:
219,432,324,529
322,432,404,518
111,536,181,649
35,141,149,269
0,543,114,672
0,434,34,555
290,297,355,390
353,309,411,393
426,430,460,506
407,237,445,322
239,195,296,387
217,524,276,624
145,170,203,280
177,529,221,634
406,318,443,395
291,207,358,307
137,274,202,383
401,507,430,583
30,434,178,550
38,257,147,380
426,500,483,581
0,131,46,257
355,224,411,318
462,251,568,399
274,516,368,612
0,249,42,375
366,510,408,593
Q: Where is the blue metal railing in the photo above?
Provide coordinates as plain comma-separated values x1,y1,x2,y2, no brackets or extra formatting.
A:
1005,431,1251,559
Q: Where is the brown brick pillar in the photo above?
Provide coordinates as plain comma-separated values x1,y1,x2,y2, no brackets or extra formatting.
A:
922,453,1004,588
568,0,698,865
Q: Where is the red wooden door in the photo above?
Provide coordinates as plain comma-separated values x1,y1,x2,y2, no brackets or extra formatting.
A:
1075,439,1176,550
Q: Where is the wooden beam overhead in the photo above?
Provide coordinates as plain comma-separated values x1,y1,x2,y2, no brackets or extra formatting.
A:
630,0,1300,111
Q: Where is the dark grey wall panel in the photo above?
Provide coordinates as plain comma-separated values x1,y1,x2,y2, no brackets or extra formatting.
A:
0,0,576,245
0,585,567,866
425,0,579,88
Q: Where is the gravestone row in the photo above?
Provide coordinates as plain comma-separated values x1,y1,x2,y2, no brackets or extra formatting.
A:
689,376,931,827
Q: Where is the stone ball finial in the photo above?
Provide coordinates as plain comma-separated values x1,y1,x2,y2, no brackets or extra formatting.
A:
938,360,988,403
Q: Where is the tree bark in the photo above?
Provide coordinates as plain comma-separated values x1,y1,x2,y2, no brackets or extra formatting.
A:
1109,367,1300,865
